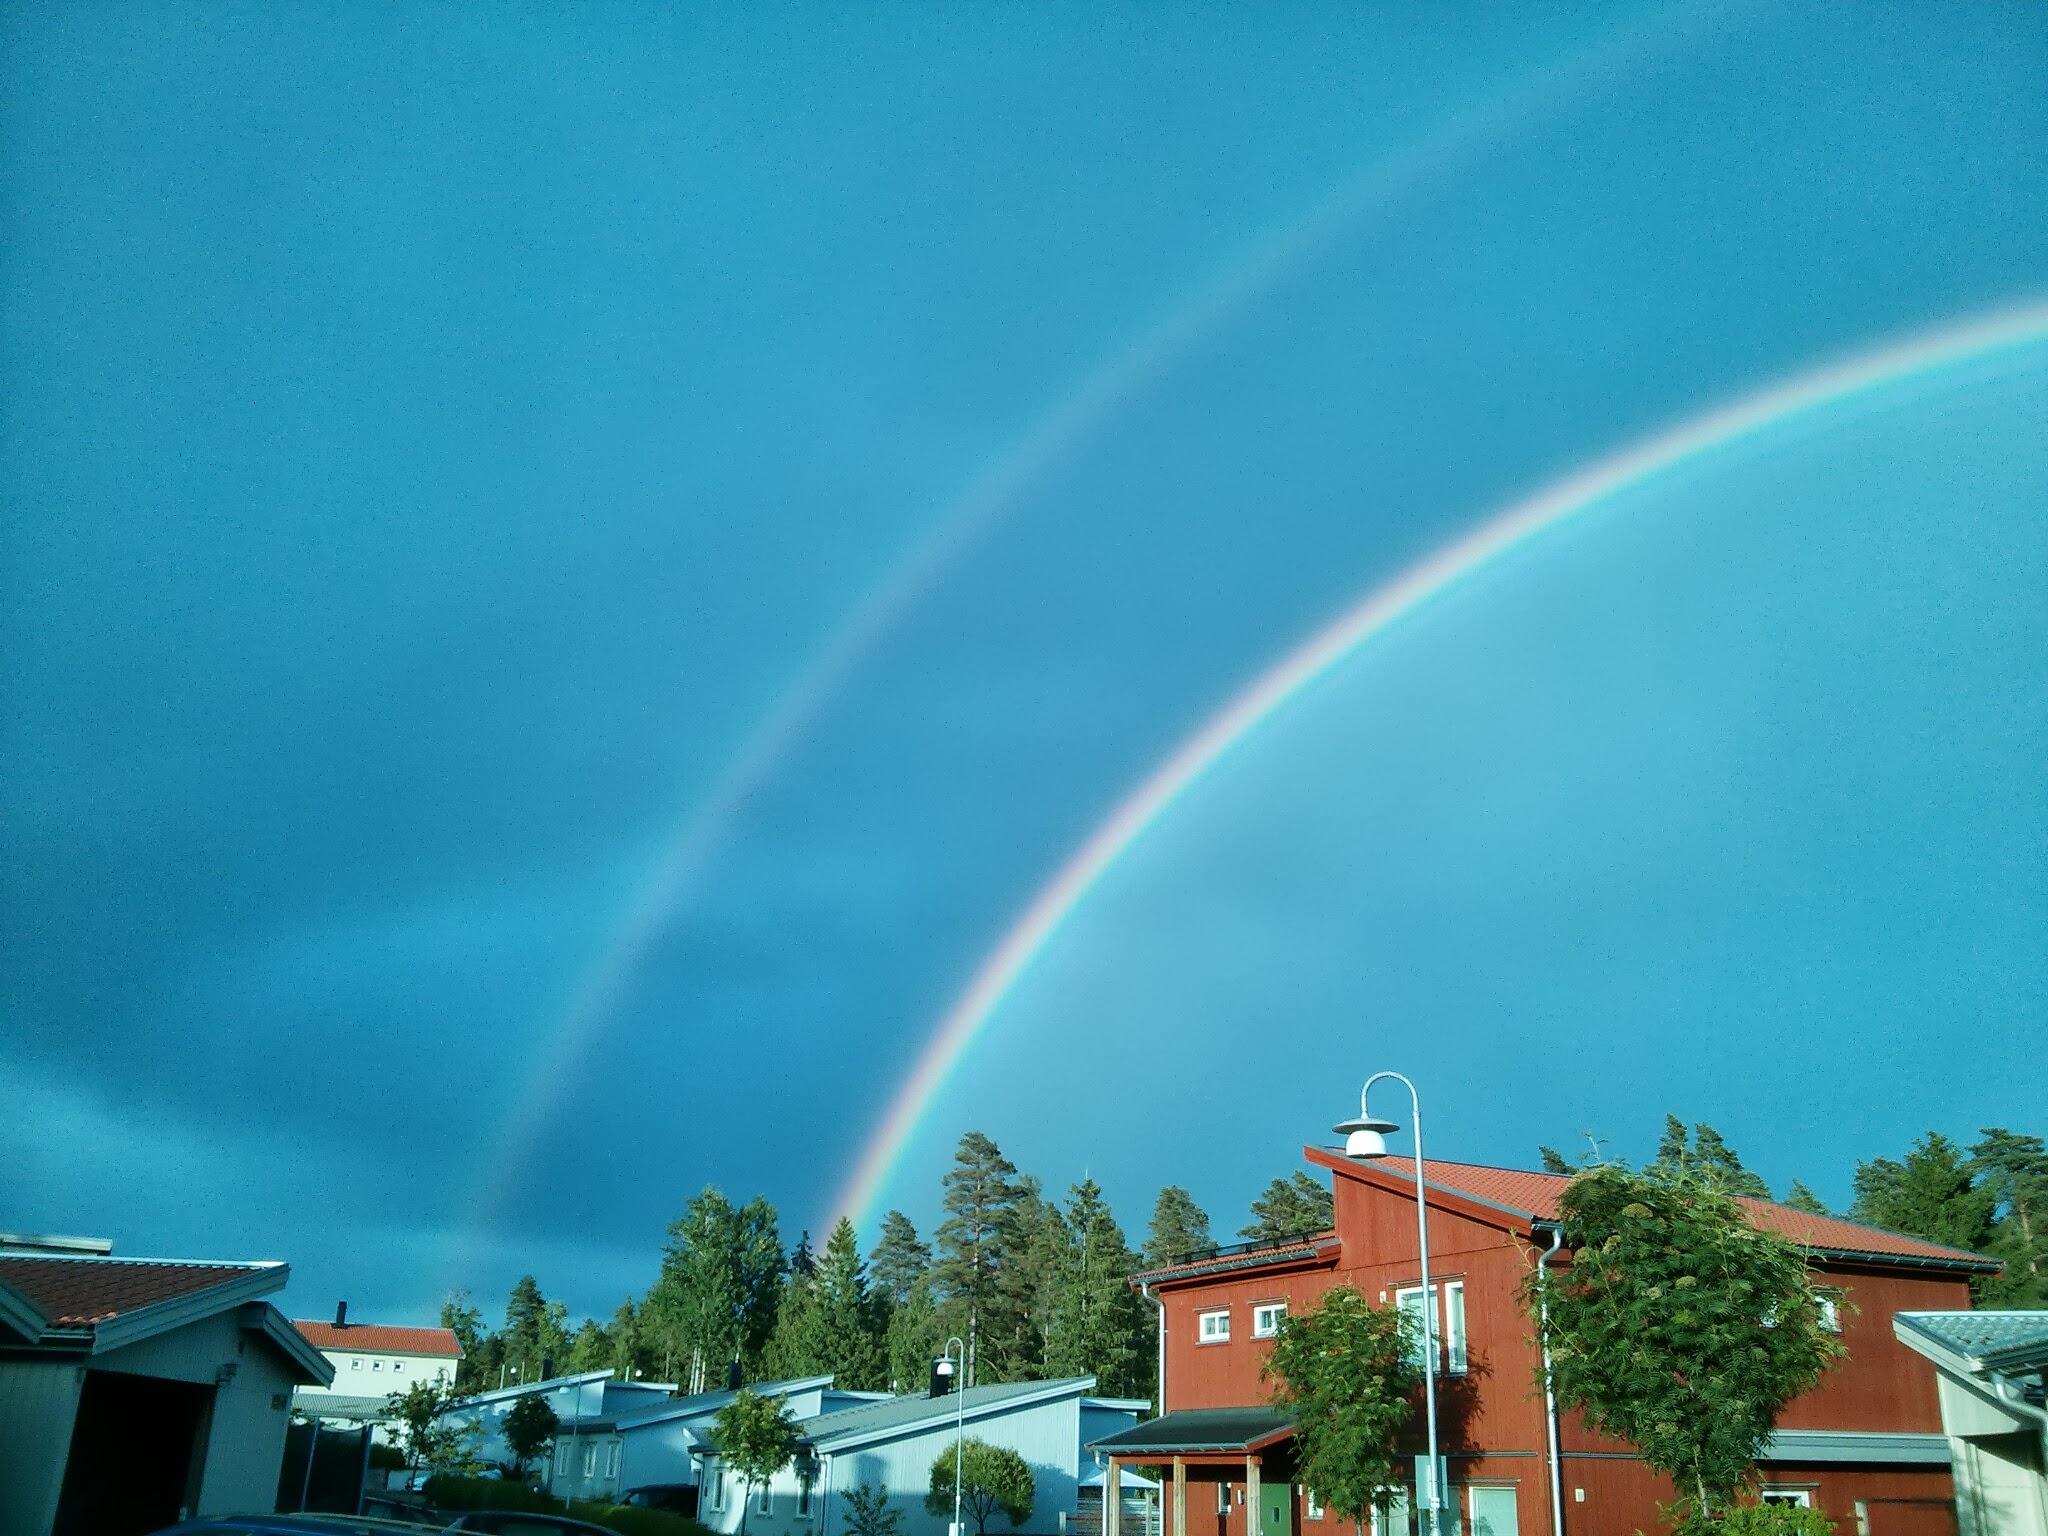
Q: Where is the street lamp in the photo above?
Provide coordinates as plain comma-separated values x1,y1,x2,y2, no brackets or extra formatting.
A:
936,1338,967,1536
1334,1072,1444,1536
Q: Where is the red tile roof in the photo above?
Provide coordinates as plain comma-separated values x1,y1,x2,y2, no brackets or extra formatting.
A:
293,1321,463,1357
1343,1156,1998,1269
0,1257,271,1328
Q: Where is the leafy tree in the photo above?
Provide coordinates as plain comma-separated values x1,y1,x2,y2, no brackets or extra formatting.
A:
1781,1181,1830,1217
503,1395,558,1477
1970,1127,2048,1307
386,1377,471,1473
1143,1186,1212,1268
648,1187,787,1391
1261,1285,1418,1525
715,1389,800,1536
885,1275,946,1394
933,1132,1030,1383
569,1317,614,1373
1525,1163,1846,1529
870,1212,932,1309
441,1291,490,1394
609,1296,655,1380
1043,1179,1149,1397
843,1481,904,1536
1850,1133,1996,1254
927,1438,1034,1536
1652,1117,1772,1199
1238,1171,1334,1244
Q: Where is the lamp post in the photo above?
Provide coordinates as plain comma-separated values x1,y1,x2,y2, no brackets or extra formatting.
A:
1334,1071,1443,1536
937,1337,967,1536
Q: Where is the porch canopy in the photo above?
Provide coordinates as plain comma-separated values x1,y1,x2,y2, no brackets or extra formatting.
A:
1090,1407,1296,1461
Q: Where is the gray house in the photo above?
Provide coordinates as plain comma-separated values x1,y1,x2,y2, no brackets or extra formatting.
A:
0,1238,331,1536
1894,1311,2048,1536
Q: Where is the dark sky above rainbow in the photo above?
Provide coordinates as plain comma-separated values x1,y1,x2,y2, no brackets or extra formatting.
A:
4,3,2045,1324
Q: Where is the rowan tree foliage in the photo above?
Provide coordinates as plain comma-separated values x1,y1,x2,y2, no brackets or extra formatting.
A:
842,1482,904,1536
1238,1171,1334,1244
927,1438,1035,1536
1260,1285,1419,1524
715,1389,801,1536
503,1394,558,1476
1144,1186,1212,1268
1525,1164,1846,1528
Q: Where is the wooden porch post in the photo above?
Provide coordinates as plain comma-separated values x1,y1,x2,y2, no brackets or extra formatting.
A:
1245,1456,1261,1536
1172,1458,1187,1536
1106,1459,1122,1536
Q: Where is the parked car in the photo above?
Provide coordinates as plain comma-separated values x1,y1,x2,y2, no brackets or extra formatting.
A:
150,1517,436,1535
619,1483,697,1514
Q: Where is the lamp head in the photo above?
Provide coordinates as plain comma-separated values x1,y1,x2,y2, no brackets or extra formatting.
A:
1334,1112,1400,1160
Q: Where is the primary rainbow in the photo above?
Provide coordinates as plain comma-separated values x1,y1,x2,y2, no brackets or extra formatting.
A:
826,296,2048,1235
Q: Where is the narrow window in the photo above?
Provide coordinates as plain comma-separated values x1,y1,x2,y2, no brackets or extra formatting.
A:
1444,1281,1467,1375
1396,1283,1467,1374
757,1483,774,1516
1305,1489,1324,1520
1251,1302,1286,1339
1217,1484,1231,1515
1198,1309,1231,1343
1370,1490,1411,1536
1817,1296,1841,1333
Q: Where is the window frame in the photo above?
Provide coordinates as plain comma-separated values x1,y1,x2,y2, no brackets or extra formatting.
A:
756,1482,774,1516
1305,1489,1325,1520
1197,1308,1231,1344
1759,1490,1812,1508
1251,1301,1287,1339
1394,1279,1468,1375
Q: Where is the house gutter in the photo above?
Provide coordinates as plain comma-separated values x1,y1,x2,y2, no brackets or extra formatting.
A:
1140,1279,1165,1415
1535,1225,1566,1536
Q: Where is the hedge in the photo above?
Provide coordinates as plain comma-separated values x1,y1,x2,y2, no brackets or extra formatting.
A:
422,1474,715,1536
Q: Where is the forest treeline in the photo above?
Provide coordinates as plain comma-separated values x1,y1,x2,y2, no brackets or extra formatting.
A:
442,1119,2044,1399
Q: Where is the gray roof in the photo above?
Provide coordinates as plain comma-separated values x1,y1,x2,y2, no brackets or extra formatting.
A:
617,1374,837,1432
799,1378,1097,1451
299,1394,394,1421
1089,1407,1296,1454
1895,1310,2048,1374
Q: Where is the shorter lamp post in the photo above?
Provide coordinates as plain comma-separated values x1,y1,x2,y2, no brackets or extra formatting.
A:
1334,1071,1443,1536
935,1338,967,1536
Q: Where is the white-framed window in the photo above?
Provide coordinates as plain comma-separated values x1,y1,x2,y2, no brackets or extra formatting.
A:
1252,1302,1287,1339
1198,1309,1231,1343
350,1358,362,1370
1305,1489,1325,1520
799,1476,812,1517
392,1360,405,1374
1817,1296,1841,1333
756,1483,774,1516
1217,1484,1232,1515
705,1467,726,1510
1370,1490,1411,1536
1395,1281,1468,1374
1468,1485,1519,1536
1760,1490,1811,1508
585,1441,599,1477
557,1442,573,1474
607,1442,621,1477
372,1359,383,1371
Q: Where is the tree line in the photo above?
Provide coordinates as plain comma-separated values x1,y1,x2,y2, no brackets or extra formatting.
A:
438,1128,1319,1401
436,1114,2043,1403
1542,1116,2046,1308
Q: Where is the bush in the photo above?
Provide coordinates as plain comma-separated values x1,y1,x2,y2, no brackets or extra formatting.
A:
1716,1504,1835,1536
421,1475,716,1536
368,1443,408,1470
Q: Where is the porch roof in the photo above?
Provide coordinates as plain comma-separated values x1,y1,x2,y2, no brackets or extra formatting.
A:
1090,1407,1295,1456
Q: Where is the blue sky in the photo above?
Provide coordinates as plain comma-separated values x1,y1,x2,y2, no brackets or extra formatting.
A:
3,3,2044,1326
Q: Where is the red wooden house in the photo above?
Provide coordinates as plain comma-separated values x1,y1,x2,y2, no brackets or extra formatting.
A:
1090,1150,1997,1536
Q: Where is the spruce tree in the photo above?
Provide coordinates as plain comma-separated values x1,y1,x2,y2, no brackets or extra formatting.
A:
815,1217,888,1389
1538,1146,1575,1176
1850,1133,1996,1254
569,1317,614,1372
885,1275,945,1393
1651,1117,1772,1198
1782,1180,1831,1216
1043,1178,1149,1397
1143,1186,1211,1268
869,1211,932,1309
765,1260,825,1378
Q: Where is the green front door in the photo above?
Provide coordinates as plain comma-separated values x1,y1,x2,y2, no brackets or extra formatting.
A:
1258,1482,1293,1536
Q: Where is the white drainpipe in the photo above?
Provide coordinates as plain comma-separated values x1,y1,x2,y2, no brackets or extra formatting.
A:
1536,1227,1567,1536
1140,1280,1166,1414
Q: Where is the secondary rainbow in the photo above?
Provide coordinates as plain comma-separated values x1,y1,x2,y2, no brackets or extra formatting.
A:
827,296,2048,1235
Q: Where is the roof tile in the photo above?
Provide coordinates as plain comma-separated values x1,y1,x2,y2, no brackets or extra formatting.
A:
294,1321,463,1356
0,1256,268,1328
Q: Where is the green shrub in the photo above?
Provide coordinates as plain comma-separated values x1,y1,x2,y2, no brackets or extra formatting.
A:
1716,1503,1835,1536
367,1443,408,1470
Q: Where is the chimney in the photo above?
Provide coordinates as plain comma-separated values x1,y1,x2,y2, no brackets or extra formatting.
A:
335,1301,349,1329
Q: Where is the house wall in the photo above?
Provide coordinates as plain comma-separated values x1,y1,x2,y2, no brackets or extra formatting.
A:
96,1307,301,1517
298,1348,455,1400
0,1355,87,1536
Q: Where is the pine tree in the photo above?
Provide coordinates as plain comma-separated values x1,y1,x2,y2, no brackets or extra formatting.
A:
1850,1133,1996,1255
1143,1186,1211,1268
1239,1171,1334,1244
932,1132,1029,1383
503,1276,568,1382
1969,1128,2048,1307
1650,1118,1772,1199
1042,1179,1149,1397
869,1211,932,1310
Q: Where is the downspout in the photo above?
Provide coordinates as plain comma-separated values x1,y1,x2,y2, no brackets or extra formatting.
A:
1140,1280,1166,1415
1536,1227,1566,1536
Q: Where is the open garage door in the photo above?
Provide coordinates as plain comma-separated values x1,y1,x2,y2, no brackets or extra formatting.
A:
53,1368,215,1536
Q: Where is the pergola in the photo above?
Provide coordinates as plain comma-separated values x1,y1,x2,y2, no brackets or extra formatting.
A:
1090,1407,1299,1536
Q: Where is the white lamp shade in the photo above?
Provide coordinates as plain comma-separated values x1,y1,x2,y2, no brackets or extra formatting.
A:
1344,1127,1390,1159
